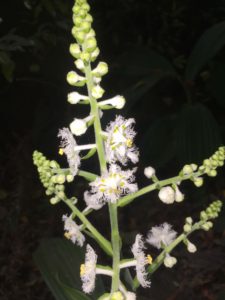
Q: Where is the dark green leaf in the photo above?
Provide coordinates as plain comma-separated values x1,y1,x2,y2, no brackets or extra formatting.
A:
175,103,222,164
33,238,104,300
185,21,225,80
210,57,225,107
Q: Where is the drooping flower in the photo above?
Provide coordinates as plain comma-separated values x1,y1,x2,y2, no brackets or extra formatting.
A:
62,214,85,247
146,223,177,249
84,164,138,207
144,166,156,179
174,185,184,202
131,234,151,288
105,116,139,165
58,128,81,176
80,244,97,294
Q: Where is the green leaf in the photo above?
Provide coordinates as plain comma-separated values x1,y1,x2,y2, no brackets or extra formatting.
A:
33,238,104,300
185,21,225,80
175,103,222,164
141,116,176,167
210,57,225,108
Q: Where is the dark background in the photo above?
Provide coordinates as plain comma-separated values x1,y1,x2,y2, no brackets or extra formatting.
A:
0,0,225,299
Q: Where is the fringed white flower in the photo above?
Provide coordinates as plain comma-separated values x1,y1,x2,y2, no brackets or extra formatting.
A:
84,164,138,207
58,128,81,176
131,234,151,288
147,223,177,249
105,116,139,165
80,244,97,294
84,191,105,210
62,214,85,247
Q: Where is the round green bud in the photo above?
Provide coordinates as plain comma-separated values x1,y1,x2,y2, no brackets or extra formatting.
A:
67,71,79,85
208,169,217,177
218,161,224,166
50,197,60,205
185,217,193,225
201,223,210,231
203,159,211,167
72,5,80,15
211,159,218,167
55,184,65,192
193,177,203,187
66,175,74,182
111,292,124,300
182,164,193,175
183,224,192,233
91,47,100,62
200,211,208,220
72,27,85,43
86,37,97,52
207,221,213,228
46,189,53,196
199,165,205,172
82,3,90,12
85,14,93,23
69,43,81,59
191,164,198,171
50,160,59,169
78,9,86,18
56,174,66,184
80,52,91,63
73,16,83,26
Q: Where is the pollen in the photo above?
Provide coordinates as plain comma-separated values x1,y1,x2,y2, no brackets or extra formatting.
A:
64,232,71,239
147,254,153,265
80,264,86,276
126,138,133,148
59,148,64,155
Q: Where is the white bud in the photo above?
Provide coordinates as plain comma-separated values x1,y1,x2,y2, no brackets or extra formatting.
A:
67,92,89,104
174,186,184,202
158,186,175,204
187,241,197,253
70,118,87,136
164,255,177,268
144,166,156,178
98,95,126,109
75,59,85,70
92,61,108,77
91,85,105,99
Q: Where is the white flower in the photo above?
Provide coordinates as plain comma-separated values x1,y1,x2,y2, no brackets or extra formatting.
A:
158,186,175,204
98,95,126,109
84,191,105,210
174,186,184,202
58,127,81,176
187,240,197,253
147,223,177,249
80,244,97,294
144,166,156,178
62,214,85,247
67,92,89,104
91,84,105,99
163,254,177,268
105,116,139,165
131,234,151,288
84,164,138,206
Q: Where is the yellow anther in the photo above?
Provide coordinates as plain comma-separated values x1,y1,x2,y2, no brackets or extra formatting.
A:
126,138,133,148
147,254,153,265
80,264,86,276
59,148,64,155
64,232,71,239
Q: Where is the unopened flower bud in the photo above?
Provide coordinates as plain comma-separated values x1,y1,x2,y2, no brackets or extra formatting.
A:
70,118,88,136
200,211,208,220
50,197,60,205
164,255,177,268
91,85,105,99
92,62,108,77
69,43,81,58
208,169,217,177
158,186,175,204
187,241,197,253
193,177,203,187
191,164,198,171
80,52,91,63
183,224,192,233
185,217,193,225
174,186,184,203
111,292,124,300
144,166,156,178
75,59,85,70
86,37,97,52
91,47,100,61
67,71,85,86
67,91,89,104
56,174,66,184
182,164,193,175
66,175,74,182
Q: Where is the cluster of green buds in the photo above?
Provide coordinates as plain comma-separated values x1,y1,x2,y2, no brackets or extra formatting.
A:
180,146,225,188
183,200,222,234
33,151,74,204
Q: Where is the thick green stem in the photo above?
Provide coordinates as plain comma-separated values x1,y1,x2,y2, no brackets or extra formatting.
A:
84,63,121,293
63,198,113,256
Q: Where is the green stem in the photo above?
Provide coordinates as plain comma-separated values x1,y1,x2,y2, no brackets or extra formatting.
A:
118,171,203,207
63,198,113,256
133,220,203,289
84,62,121,293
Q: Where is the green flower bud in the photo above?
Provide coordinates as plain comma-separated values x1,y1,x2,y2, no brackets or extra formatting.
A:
185,217,193,225
111,292,124,300
70,43,81,59
50,197,61,205
203,159,211,167
218,161,224,166
92,62,108,77
78,9,86,18
208,169,217,177
72,5,80,15
82,3,90,12
46,189,53,196
201,223,210,231
183,224,192,233
72,27,85,43
207,221,213,228
80,52,91,63
86,37,97,52
182,164,193,175
56,174,66,184
66,174,74,182
73,15,83,26
200,211,208,220
81,21,91,33
191,164,198,171
85,14,93,23
193,177,203,187
57,191,65,199
98,294,110,300
91,47,100,62
199,165,205,172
